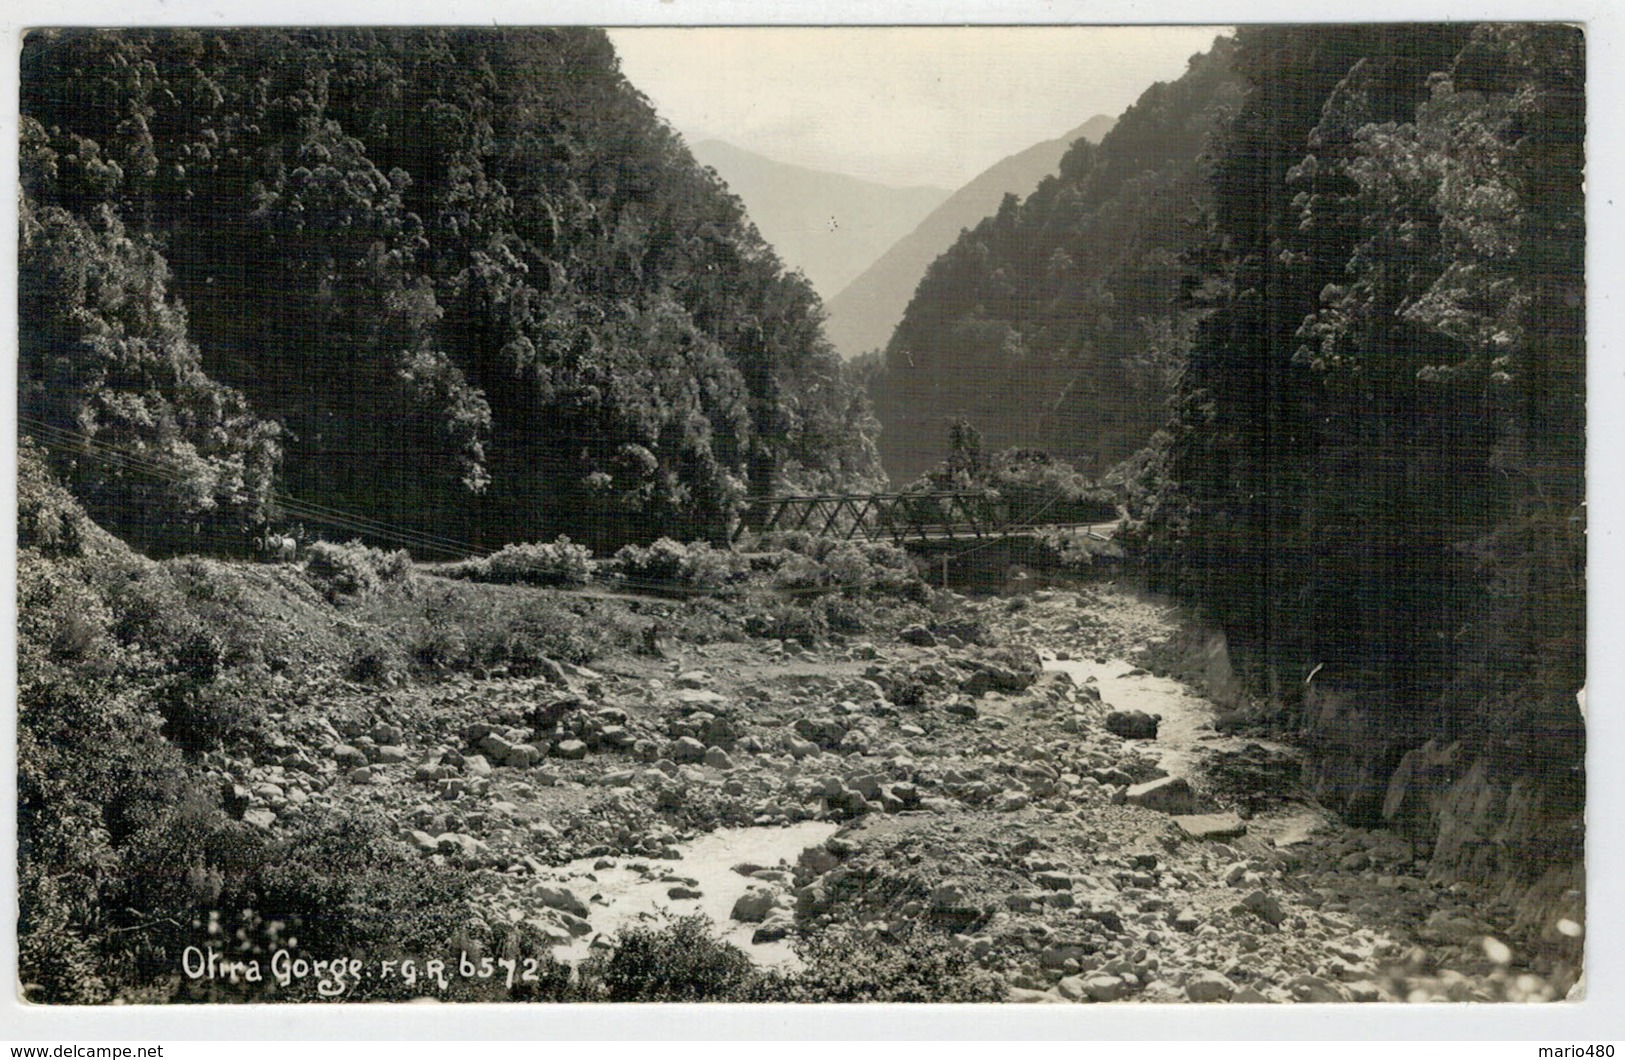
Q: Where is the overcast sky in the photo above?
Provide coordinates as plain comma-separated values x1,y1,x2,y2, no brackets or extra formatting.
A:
608,26,1229,189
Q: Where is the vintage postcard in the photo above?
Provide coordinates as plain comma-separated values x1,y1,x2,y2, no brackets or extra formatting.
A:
9,13,1591,1038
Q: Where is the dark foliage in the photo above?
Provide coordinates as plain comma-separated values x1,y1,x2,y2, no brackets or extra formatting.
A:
20,28,882,555
438,537,596,586
1129,25,1583,759
587,915,760,1001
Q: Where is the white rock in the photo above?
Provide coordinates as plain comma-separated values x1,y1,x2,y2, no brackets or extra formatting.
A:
1185,971,1237,1002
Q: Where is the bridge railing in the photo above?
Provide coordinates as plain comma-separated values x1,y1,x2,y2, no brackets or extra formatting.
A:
739,490,1112,545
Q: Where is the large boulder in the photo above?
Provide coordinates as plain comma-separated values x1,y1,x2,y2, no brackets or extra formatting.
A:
1240,889,1287,927
536,885,589,919
752,914,795,943
959,649,1043,695
1105,710,1160,740
1172,812,1248,840
793,716,848,749
669,736,706,763
731,888,779,923
1125,776,1196,814
899,625,937,648
1058,974,1131,1002
528,694,589,730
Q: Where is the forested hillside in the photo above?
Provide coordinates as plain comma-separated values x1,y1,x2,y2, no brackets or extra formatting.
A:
868,38,1240,483
20,28,882,556
872,22,1583,866
1131,25,1584,767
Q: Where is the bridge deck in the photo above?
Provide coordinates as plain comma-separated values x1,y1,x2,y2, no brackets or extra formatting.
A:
739,491,1120,547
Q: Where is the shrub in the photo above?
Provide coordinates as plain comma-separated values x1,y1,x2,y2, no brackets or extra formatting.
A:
587,915,762,1001
763,930,1006,1003
1026,529,1126,575
18,862,110,1004
20,661,205,1001
823,595,887,636
609,538,749,595
18,553,119,675
19,439,90,557
443,537,597,587
387,583,632,677
154,663,268,751
761,535,928,600
304,539,412,599
743,600,828,646
112,804,478,1002
346,631,408,685
408,621,470,675
768,553,827,594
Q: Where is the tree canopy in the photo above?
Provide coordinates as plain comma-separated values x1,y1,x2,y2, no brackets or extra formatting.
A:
878,23,1582,775
1132,24,1583,756
21,28,882,554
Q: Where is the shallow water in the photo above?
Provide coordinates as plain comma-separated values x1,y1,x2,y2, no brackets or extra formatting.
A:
1042,655,1219,778
1042,654,1329,845
535,819,840,967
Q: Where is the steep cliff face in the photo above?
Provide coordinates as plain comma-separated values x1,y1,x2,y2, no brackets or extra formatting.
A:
1383,741,1583,943
1161,616,1584,963
1301,690,1584,959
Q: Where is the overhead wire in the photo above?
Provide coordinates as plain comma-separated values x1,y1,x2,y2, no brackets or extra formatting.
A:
22,415,1116,595
22,417,487,559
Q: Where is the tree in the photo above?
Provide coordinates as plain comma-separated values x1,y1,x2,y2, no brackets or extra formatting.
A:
18,189,280,553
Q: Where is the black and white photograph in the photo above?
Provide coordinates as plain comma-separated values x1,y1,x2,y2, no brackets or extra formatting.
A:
9,12,1594,1029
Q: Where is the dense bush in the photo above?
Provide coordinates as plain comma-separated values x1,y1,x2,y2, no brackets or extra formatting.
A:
106,805,480,1003
16,456,486,1002
19,665,188,1004
21,28,881,551
19,200,282,555
984,449,1120,525
742,599,830,647
609,538,750,596
760,533,929,600
389,582,634,677
586,915,761,1002
303,540,412,599
765,931,1007,1003
19,438,94,556
153,662,271,752
442,537,597,587
573,917,1007,1003
902,446,1120,528
1020,529,1127,576
1129,24,1584,760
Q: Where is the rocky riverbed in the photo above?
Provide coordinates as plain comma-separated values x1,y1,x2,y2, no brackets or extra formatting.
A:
205,580,1581,1003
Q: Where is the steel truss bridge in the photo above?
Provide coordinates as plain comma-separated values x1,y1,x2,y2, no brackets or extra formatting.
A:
738,491,1118,548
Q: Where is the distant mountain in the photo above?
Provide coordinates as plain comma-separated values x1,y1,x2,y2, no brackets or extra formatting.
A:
689,139,950,301
868,46,1241,485
824,114,1116,359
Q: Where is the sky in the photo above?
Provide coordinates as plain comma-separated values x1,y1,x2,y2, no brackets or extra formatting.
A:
608,26,1229,189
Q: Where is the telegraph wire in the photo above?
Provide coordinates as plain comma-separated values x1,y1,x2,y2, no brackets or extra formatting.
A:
22,415,1117,595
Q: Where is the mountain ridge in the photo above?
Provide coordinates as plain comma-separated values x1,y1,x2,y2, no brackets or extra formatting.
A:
824,113,1116,359
689,138,950,300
